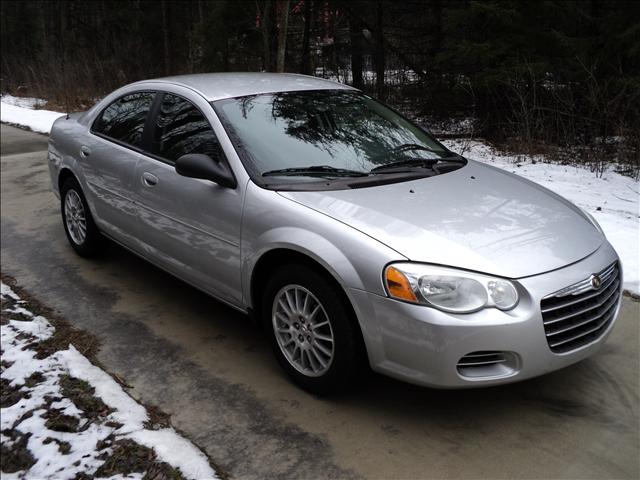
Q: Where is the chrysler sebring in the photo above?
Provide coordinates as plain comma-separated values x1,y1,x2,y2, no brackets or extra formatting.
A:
48,73,622,394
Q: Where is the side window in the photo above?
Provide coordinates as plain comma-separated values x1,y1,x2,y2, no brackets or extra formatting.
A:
92,92,154,147
152,93,224,163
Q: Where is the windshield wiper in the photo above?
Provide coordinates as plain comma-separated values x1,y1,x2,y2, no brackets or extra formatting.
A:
390,143,437,154
262,165,369,178
370,144,437,163
369,155,465,174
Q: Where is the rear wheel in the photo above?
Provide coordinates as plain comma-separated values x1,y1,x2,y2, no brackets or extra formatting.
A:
60,177,105,257
263,264,362,395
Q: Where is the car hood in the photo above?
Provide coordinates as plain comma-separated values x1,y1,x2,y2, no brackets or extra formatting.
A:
278,160,604,278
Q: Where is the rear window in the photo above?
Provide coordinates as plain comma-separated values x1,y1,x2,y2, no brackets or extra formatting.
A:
92,92,155,147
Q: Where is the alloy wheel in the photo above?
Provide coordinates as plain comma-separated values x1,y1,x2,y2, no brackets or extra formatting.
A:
272,284,335,377
64,189,87,245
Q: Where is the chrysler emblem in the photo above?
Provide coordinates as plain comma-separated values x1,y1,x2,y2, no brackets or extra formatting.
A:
590,274,602,289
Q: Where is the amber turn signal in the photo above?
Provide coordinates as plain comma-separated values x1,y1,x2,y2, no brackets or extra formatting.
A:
385,266,418,302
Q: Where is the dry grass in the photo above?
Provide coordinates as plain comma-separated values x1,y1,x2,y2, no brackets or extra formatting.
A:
0,430,35,473
95,439,184,480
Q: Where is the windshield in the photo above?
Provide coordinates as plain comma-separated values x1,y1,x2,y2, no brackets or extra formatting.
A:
213,90,454,184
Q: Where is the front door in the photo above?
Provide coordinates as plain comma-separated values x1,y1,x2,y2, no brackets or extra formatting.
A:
131,92,244,306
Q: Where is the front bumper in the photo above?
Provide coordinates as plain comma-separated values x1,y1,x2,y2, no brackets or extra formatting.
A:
348,241,622,388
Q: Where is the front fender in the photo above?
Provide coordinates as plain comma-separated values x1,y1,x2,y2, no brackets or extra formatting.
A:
243,227,367,306
240,182,405,309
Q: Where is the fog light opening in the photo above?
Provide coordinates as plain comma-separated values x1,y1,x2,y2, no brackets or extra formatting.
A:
456,351,520,379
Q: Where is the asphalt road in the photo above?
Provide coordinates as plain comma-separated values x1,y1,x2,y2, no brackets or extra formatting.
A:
1,124,639,480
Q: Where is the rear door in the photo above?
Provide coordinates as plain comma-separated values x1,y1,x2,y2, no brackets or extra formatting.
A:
131,91,244,307
85,91,155,245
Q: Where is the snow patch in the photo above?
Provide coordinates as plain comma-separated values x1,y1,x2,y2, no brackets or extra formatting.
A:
0,282,218,479
128,429,216,480
0,94,47,109
58,346,149,434
1,94,65,134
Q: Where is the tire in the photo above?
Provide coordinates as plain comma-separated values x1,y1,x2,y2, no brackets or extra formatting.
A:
262,264,363,395
60,177,106,257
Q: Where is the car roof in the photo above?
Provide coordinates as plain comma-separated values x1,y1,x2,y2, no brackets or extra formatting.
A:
138,72,356,101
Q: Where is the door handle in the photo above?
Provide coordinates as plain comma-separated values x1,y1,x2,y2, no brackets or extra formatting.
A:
80,146,91,158
141,172,158,187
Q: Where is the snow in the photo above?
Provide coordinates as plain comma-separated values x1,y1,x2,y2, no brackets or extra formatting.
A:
0,95,638,293
1,94,65,134
59,347,149,434
128,429,217,480
1,282,218,480
443,139,639,294
0,94,48,109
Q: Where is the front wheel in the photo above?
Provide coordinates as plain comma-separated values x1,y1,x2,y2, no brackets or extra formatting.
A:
263,265,363,395
60,177,106,257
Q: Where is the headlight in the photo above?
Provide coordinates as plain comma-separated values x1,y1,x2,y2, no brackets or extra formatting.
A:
384,263,518,313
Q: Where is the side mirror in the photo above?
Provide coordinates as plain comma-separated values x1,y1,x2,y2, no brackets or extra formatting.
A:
175,153,237,189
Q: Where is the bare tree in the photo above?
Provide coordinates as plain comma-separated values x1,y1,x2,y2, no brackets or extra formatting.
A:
373,0,385,99
347,3,364,89
276,0,290,73
300,0,313,75
161,0,170,74
261,0,273,71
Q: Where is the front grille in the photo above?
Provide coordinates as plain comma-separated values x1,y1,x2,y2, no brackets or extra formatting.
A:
541,262,620,353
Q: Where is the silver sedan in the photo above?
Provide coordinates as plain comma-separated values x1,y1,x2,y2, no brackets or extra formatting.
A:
47,73,622,394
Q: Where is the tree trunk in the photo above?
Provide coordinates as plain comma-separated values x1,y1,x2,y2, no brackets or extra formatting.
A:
224,38,230,71
429,0,442,60
161,0,171,75
262,0,272,71
300,0,312,75
373,1,385,99
276,0,290,73
348,5,363,89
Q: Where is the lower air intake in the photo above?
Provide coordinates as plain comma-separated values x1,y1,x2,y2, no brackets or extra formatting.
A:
457,351,517,378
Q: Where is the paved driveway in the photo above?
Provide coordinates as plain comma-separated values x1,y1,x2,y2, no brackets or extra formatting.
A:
2,124,638,479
